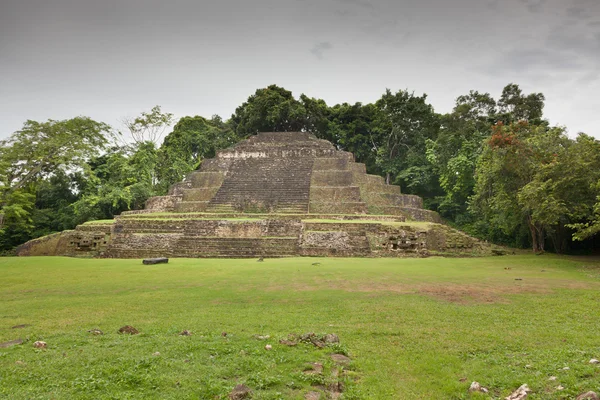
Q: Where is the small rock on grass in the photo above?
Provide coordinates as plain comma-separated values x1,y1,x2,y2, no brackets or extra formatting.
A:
505,384,531,400
264,344,272,350
118,325,139,335
253,334,270,340
323,333,339,343
229,384,252,400
303,363,323,375
577,391,599,400
88,328,103,335
590,358,599,364
469,381,489,393
179,330,192,336
548,376,557,381
33,341,47,349
330,354,351,366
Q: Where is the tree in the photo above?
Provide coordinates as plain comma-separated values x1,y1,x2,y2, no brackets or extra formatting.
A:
0,117,110,250
121,105,174,145
497,83,545,124
299,94,331,141
230,85,308,137
327,102,380,173
0,117,110,197
469,121,595,252
373,89,439,197
426,91,496,220
72,144,159,222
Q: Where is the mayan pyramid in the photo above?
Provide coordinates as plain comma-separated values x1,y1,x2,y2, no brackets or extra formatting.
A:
17,132,494,258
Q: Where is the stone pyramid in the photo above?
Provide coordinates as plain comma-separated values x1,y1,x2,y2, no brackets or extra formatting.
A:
17,132,495,258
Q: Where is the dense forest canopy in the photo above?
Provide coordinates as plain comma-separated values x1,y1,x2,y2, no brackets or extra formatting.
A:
1,84,599,253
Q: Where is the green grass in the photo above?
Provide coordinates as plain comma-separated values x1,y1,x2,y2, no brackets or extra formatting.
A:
1,255,600,399
82,220,116,225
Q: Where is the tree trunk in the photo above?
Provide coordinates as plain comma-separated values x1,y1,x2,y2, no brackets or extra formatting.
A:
527,216,545,252
385,173,390,185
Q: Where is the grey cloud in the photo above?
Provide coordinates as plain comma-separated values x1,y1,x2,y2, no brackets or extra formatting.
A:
567,6,591,20
310,42,333,59
546,25,600,60
486,0,499,9
519,0,547,13
334,0,375,10
577,70,600,85
480,48,583,76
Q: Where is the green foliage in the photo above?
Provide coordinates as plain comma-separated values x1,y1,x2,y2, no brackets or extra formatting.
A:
0,117,110,193
426,91,496,220
157,115,237,193
327,102,380,173
231,85,308,137
497,83,545,124
72,143,159,222
373,89,440,197
470,122,600,252
0,117,110,250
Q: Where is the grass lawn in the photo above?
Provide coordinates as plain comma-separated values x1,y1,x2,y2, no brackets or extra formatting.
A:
1,255,599,399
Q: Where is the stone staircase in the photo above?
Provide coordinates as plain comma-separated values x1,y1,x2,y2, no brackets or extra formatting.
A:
206,157,313,213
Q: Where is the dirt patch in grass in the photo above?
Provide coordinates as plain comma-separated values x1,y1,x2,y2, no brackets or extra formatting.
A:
416,283,540,304
265,278,598,304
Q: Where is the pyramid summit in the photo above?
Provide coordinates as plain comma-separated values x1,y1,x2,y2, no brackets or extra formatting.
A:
17,132,495,258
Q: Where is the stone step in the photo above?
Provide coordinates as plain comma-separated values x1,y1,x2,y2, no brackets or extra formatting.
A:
309,186,362,202
182,187,221,202
188,171,225,187
311,170,354,186
309,201,367,214
175,201,210,213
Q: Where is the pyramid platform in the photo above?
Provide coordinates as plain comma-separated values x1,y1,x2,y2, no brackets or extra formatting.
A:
17,132,495,258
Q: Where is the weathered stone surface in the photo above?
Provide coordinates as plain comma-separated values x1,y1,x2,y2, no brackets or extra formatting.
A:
330,354,351,366
33,341,47,349
142,257,169,265
469,381,489,393
577,391,599,400
505,384,531,400
118,325,139,335
229,384,252,399
303,362,324,375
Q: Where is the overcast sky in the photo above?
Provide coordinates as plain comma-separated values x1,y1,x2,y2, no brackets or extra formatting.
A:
1,0,599,140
